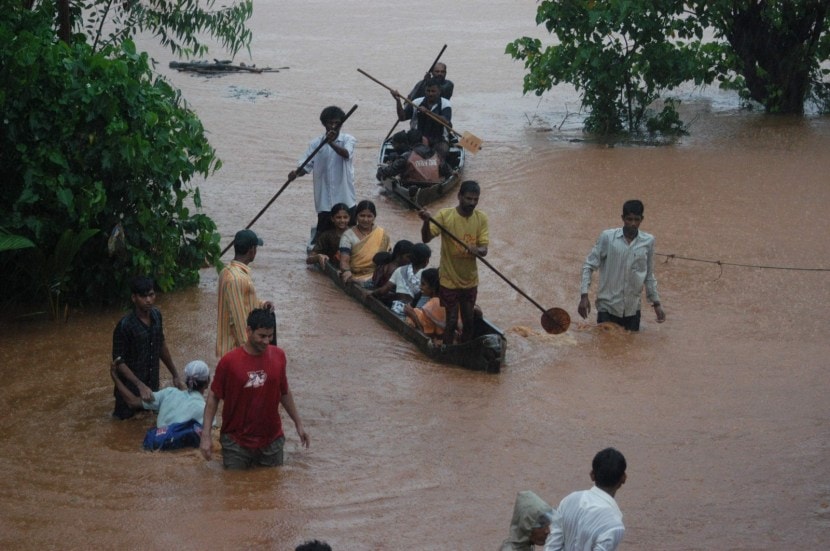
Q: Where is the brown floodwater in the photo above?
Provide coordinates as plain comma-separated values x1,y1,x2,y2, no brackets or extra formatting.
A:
2,2,830,549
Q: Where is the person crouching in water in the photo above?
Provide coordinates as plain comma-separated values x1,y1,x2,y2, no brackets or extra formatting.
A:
110,359,211,427
500,490,554,551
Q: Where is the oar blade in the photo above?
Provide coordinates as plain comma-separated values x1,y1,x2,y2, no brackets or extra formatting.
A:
459,131,483,154
541,308,570,335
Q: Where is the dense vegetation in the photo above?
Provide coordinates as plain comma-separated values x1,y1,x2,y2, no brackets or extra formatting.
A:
507,1,830,135
0,1,252,312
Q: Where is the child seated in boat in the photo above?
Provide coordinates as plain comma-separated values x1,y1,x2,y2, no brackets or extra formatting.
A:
307,203,351,269
404,267,483,343
374,243,431,319
371,239,413,304
404,268,445,338
373,239,413,288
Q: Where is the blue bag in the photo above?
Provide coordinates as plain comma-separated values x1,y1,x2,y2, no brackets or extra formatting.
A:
142,419,203,451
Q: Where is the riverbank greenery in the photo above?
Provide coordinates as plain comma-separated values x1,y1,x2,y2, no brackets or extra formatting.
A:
507,1,830,135
1,1,252,311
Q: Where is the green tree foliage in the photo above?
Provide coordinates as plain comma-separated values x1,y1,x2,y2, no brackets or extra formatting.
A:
0,4,222,305
45,0,254,57
697,1,830,114
507,1,830,135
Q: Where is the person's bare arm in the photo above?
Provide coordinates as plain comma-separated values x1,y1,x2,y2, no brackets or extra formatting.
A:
418,209,434,243
403,304,423,331
115,360,154,402
110,361,145,409
280,390,310,448
159,342,183,390
199,390,220,461
326,130,350,159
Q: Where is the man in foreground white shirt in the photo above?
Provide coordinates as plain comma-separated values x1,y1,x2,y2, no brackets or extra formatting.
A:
545,447,627,551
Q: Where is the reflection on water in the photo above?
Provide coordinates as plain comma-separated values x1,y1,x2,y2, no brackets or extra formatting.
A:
2,2,830,549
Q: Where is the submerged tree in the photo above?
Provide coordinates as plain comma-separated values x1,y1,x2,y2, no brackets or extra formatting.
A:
507,0,830,135
0,1,253,307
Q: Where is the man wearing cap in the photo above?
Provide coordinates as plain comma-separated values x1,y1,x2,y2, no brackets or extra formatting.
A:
216,229,274,358
110,359,211,426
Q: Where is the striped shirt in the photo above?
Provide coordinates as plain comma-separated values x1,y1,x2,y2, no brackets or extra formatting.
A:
216,260,262,358
545,486,624,551
580,228,660,318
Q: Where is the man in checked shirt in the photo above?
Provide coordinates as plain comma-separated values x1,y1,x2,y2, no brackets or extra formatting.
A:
578,199,666,331
112,275,183,420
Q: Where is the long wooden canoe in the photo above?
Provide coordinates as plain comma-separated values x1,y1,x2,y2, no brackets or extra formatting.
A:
317,262,505,373
376,139,466,207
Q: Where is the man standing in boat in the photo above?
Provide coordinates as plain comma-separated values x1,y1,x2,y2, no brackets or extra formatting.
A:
408,61,454,100
393,79,452,159
419,180,489,345
288,106,356,242
578,199,666,331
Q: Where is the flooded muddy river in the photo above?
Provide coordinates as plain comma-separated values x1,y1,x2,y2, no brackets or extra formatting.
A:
1,1,829,549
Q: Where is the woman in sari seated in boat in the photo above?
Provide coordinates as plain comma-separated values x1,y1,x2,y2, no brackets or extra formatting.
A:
306,203,351,269
339,200,392,284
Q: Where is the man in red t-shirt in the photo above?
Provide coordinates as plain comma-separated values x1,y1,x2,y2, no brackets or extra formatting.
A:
200,308,309,469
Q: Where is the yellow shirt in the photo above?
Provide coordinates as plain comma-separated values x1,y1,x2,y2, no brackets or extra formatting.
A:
216,260,262,357
429,208,489,289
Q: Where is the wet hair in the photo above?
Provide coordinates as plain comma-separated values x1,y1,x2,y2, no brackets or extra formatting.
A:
247,307,275,332
420,267,439,292
129,275,155,296
354,199,377,217
391,130,408,147
592,447,627,488
392,239,414,260
329,202,350,218
295,541,332,551
373,251,393,266
622,199,644,217
319,105,346,125
410,243,431,265
459,180,481,195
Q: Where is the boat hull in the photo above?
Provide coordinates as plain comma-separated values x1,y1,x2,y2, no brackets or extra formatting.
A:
376,140,466,208
320,263,505,373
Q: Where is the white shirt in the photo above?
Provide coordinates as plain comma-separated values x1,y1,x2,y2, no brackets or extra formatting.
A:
389,265,424,315
300,133,356,213
545,486,624,551
580,228,660,317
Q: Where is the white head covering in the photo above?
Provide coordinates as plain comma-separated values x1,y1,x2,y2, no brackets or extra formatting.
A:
184,360,210,381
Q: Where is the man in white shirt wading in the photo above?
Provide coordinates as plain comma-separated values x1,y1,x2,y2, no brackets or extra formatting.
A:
578,199,666,331
545,447,628,551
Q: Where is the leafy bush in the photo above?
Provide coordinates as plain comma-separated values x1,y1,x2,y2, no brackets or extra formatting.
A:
0,5,221,306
